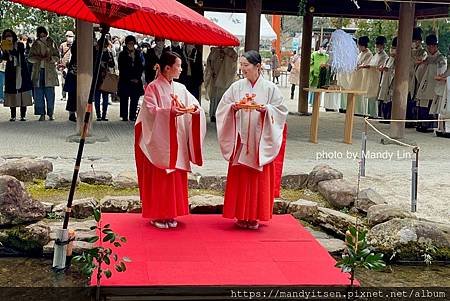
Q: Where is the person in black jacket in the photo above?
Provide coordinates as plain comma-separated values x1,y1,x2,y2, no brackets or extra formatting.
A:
1,29,33,121
63,40,77,122
118,35,144,121
183,44,203,101
143,37,169,84
94,37,115,121
170,41,188,85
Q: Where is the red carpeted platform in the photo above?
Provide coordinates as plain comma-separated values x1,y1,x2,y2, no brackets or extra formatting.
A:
92,213,352,286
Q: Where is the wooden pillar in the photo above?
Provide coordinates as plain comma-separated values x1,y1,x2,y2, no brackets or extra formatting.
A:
76,20,93,134
271,15,281,60
298,12,313,114
391,3,415,138
244,0,262,51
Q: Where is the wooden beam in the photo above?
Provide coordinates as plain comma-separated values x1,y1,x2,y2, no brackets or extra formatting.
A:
244,0,262,51
298,12,313,114
180,1,448,20
391,3,415,138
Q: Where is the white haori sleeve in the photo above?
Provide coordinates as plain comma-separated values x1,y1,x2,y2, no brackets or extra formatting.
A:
137,84,174,170
258,85,288,166
216,81,240,162
174,83,207,167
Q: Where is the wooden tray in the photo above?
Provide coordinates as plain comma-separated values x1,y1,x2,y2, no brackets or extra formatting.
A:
178,106,196,113
235,103,263,110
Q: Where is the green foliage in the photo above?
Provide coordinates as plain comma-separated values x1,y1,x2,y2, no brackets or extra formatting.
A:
336,226,386,286
356,19,398,52
0,2,74,44
421,242,437,266
73,207,130,289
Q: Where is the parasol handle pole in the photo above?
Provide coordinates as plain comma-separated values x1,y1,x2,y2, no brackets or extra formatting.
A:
411,147,419,212
62,24,110,230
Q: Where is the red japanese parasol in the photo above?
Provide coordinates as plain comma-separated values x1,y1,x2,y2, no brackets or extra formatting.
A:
10,0,239,46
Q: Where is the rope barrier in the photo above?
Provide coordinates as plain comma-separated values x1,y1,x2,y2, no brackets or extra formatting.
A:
363,118,418,148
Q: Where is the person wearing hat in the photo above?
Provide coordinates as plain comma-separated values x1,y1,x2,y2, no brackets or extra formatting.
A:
378,37,397,123
415,34,446,132
406,27,427,127
350,36,372,116
58,30,75,102
362,36,389,118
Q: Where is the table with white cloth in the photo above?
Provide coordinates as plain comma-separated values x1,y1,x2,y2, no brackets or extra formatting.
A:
304,88,367,144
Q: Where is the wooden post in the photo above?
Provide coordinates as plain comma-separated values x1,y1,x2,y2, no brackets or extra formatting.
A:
309,91,321,143
299,12,313,114
76,20,93,134
245,0,262,51
391,3,415,139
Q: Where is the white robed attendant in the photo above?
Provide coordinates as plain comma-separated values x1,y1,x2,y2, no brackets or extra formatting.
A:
362,39,389,117
216,50,288,230
135,51,206,229
350,37,372,116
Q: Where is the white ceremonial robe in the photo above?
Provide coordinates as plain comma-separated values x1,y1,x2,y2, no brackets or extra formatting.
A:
136,75,206,173
216,77,288,171
350,49,373,115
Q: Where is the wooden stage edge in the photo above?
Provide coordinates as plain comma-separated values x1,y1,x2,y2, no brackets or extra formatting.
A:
98,285,354,300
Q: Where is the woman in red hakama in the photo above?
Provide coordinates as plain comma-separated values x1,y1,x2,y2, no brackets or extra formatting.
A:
135,51,205,229
216,50,288,229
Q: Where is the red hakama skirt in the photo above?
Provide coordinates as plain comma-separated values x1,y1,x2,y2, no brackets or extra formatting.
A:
273,124,287,198
135,123,189,219
223,157,275,222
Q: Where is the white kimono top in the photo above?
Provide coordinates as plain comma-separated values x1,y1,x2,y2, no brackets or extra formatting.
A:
364,50,389,98
350,49,373,92
136,75,206,173
216,76,288,171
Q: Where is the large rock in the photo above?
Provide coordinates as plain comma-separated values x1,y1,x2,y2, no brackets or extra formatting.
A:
273,199,291,214
199,176,227,191
355,188,387,212
0,221,51,255
53,198,97,219
368,218,450,260
317,238,346,254
317,179,357,209
79,171,113,185
0,175,46,226
0,159,53,182
287,199,319,220
100,196,141,213
281,174,308,189
112,171,138,189
367,204,415,226
40,202,54,214
45,170,79,189
306,164,343,192
189,194,223,213
314,207,358,238
188,172,202,189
